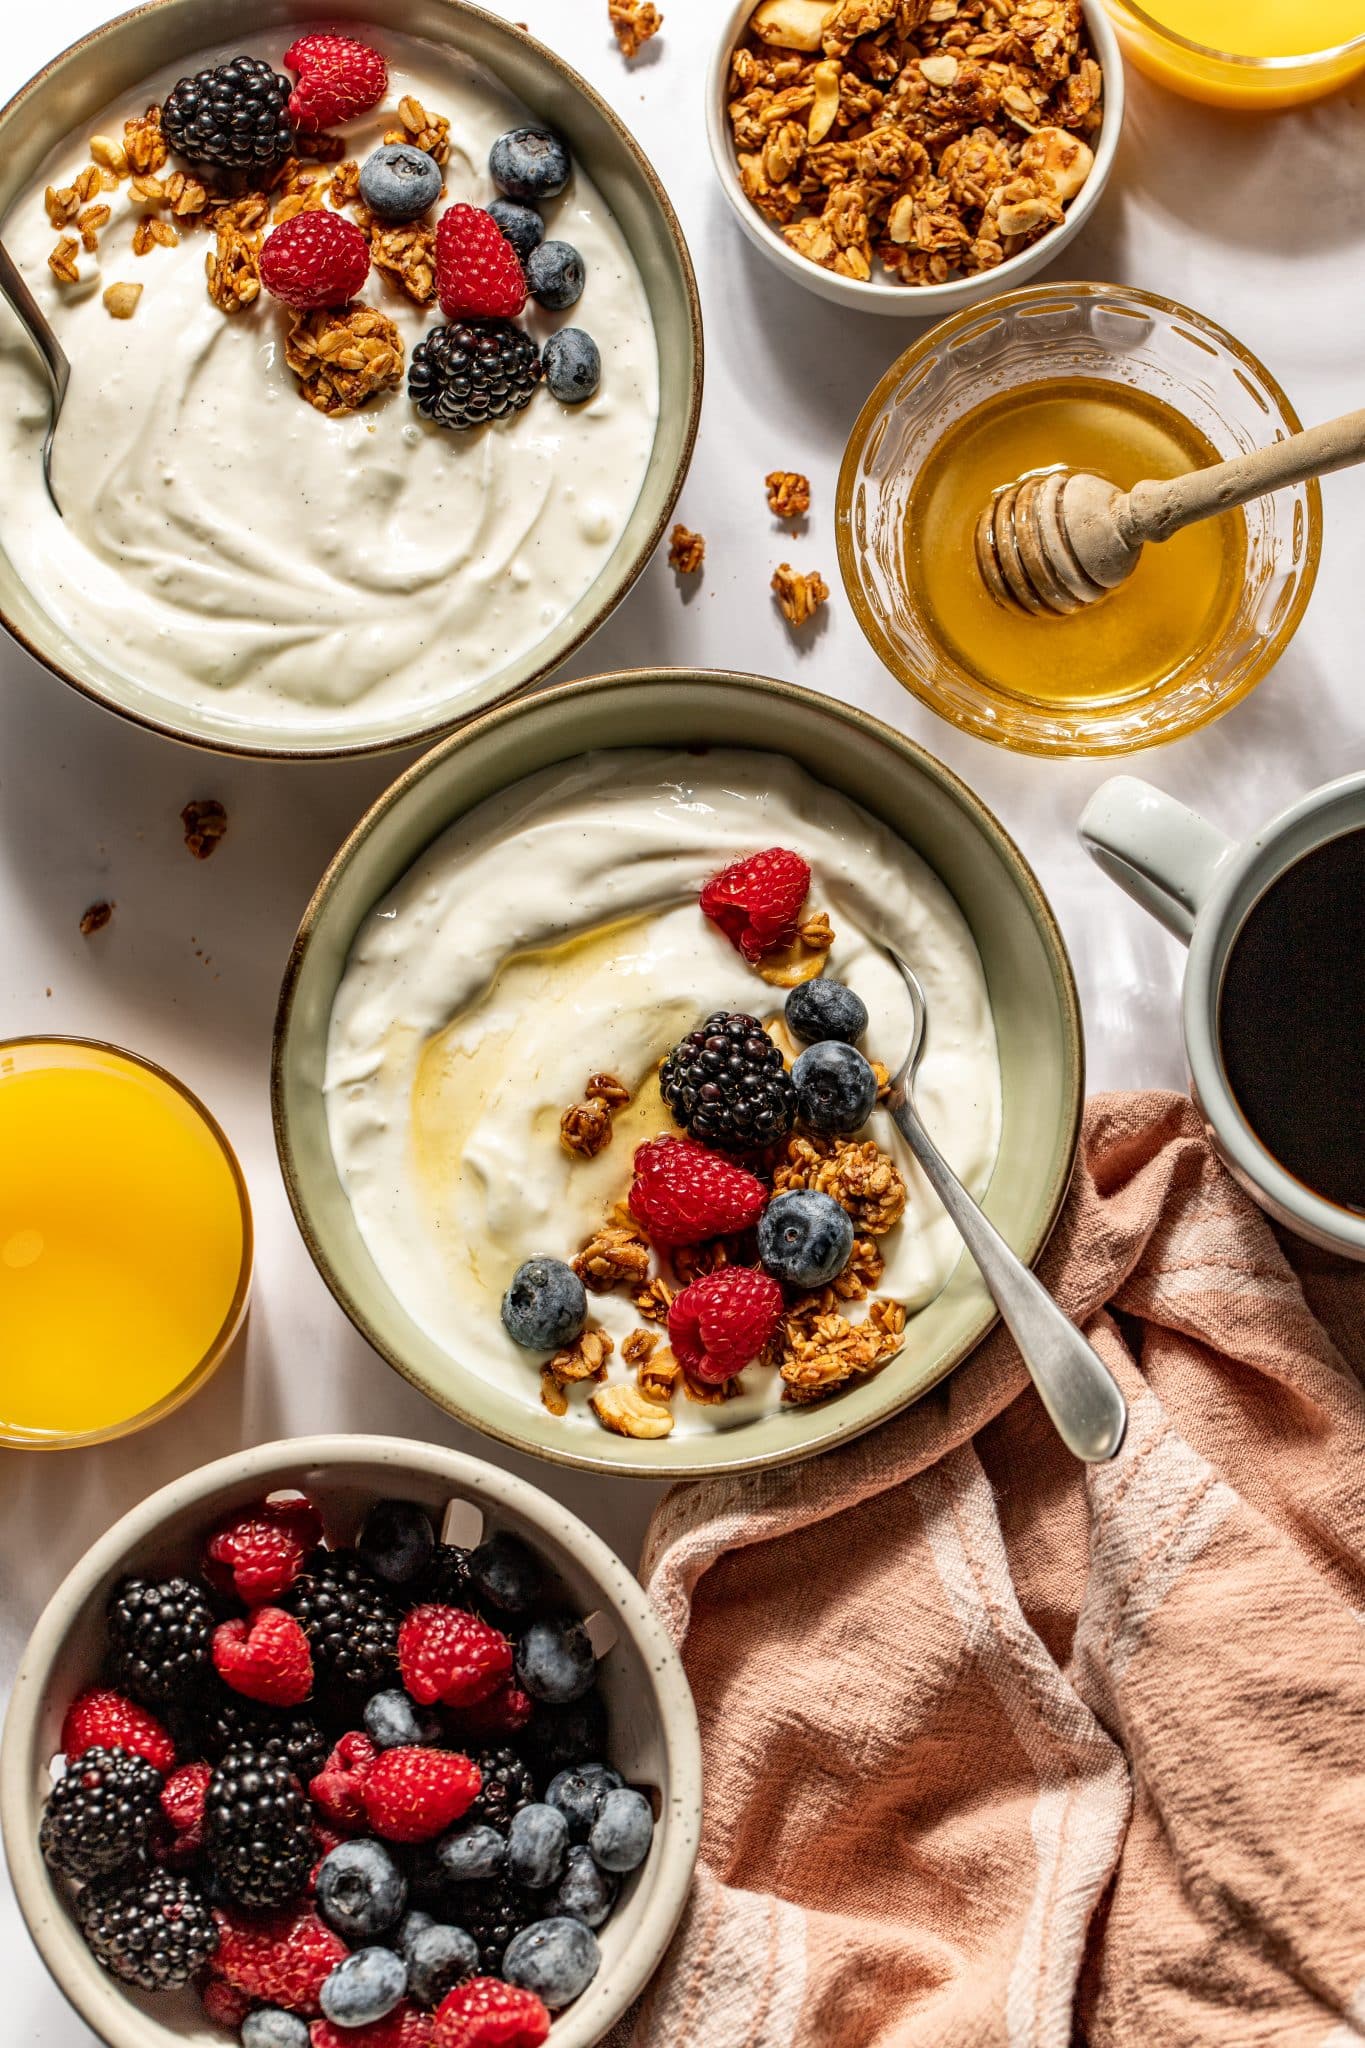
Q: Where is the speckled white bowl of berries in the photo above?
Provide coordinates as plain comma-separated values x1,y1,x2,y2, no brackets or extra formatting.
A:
0,1437,701,2048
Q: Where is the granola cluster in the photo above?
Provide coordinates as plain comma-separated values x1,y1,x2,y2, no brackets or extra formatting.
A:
609,0,665,59
726,0,1101,288
773,1132,909,1234
766,469,812,519
668,524,706,575
772,562,830,627
284,304,405,417
560,1073,632,1160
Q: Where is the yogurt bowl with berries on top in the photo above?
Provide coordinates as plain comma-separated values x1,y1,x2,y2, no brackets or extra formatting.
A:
0,2,699,756
274,670,1085,1477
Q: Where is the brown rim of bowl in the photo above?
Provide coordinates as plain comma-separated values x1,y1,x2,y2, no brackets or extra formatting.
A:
0,0,704,763
835,279,1324,759
270,666,1086,1478
1111,0,1365,70
0,1034,254,1451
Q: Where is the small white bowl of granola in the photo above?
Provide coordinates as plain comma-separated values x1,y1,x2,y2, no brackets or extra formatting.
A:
705,0,1124,315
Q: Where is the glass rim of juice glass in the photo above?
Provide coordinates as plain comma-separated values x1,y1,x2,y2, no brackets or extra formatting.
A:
0,1035,254,1451
1118,0,1365,68
835,279,1323,757
1102,0,1365,106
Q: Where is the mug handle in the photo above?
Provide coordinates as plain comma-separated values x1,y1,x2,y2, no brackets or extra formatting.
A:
1077,777,1239,944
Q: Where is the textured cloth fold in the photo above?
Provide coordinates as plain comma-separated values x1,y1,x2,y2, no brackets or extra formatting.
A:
624,1093,1365,2048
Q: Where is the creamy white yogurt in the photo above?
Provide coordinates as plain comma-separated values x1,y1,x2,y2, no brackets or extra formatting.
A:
0,31,658,738
325,749,1003,1434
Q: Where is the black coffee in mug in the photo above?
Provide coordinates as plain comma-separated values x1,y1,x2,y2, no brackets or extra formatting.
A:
1217,829,1365,1213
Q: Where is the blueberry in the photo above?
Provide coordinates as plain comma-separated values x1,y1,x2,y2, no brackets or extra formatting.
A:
545,1763,621,1843
507,1802,570,1889
242,2012,310,2048
502,1916,601,2009
525,240,585,311
555,1843,619,1928
758,1189,855,1289
358,1498,436,1585
490,125,571,202
396,1908,434,1956
516,1617,596,1704
785,977,868,1047
436,1823,507,1884
319,1946,407,2029
501,1258,586,1351
364,1689,442,1751
793,1041,879,1135
542,328,601,404
531,1690,608,1772
588,1786,654,1874
406,1922,480,2009
315,1840,408,1943
469,1533,543,1617
358,143,443,223
487,197,545,263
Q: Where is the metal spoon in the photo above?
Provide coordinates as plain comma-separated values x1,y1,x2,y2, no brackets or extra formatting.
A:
0,234,69,515
883,949,1126,1463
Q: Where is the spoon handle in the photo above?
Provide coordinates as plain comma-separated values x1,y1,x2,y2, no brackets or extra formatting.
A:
0,236,70,515
884,1087,1127,1463
1122,405,1365,547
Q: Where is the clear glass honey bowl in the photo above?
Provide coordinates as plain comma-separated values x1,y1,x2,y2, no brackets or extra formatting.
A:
835,282,1322,758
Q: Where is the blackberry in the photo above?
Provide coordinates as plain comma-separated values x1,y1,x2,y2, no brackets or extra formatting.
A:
418,1543,474,1609
161,57,294,177
187,1687,330,1784
203,1745,313,1910
408,320,542,432
467,1748,536,1832
40,1746,163,1880
76,1865,217,1990
107,1575,216,1705
660,1012,796,1151
282,1550,398,1693
444,1877,536,1973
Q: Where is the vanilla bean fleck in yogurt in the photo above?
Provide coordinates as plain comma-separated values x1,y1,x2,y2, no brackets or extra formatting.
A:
0,31,659,740
325,749,1004,1435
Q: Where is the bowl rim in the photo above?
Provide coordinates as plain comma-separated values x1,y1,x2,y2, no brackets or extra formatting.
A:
703,0,1125,315
0,1432,704,2048
834,277,1325,757
0,1033,254,1452
270,663,1087,1479
0,0,704,762
1109,0,1365,71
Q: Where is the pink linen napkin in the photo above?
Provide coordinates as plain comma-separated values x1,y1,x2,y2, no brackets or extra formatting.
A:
618,1092,1365,2048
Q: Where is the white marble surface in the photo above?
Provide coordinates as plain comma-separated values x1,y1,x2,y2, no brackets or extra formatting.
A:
3,4,1364,2038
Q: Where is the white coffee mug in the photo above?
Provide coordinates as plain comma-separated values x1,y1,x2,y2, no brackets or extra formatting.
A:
1078,772,1365,1261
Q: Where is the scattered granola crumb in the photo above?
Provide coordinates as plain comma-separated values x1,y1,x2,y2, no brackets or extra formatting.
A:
48,237,81,284
284,304,404,415
90,134,130,178
766,470,811,520
103,281,143,320
123,106,167,177
586,1073,631,1109
610,0,664,59
540,1369,569,1417
870,1059,891,1100
80,902,114,938
772,563,829,628
132,215,179,256
831,1235,885,1300
548,1327,615,1384
622,1328,660,1369
384,96,451,166
668,524,705,576
639,1345,683,1403
797,909,834,951
573,1220,651,1292
181,799,229,860
205,221,263,314
560,1095,614,1160
631,1274,676,1325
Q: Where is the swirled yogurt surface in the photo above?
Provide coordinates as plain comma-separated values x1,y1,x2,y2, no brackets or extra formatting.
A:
326,749,1003,1433
0,30,658,739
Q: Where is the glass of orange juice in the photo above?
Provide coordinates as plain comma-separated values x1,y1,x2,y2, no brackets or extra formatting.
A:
1102,0,1365,107
0,1039,252,1449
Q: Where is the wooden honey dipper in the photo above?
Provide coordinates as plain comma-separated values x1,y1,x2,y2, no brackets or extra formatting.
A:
974,405,1365,617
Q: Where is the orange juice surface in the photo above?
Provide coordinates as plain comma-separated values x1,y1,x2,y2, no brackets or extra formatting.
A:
0,1042,248,1443
1137,0,1365,55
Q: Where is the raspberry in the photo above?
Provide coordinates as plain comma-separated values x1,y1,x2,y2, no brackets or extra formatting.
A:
212,1606,313,1707
669,1266,784,1383
700,847,811,961
457,1680,535,1739
212,1904,347,2014
628,1136,768,1246
157,1761,212,1864
310,1731,378,1829
435,205,528,320
261,211,371,310
200,1973,253,2029
398,1605,513,1709
204,1495,322,1604
60,1688,176,1775
285,32,388,130
311,2004,435,2048
362,1746,482,1844
433,1978,550,2048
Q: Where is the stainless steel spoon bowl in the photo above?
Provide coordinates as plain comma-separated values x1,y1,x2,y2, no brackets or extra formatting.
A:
884,948,1126,1463
0,235,68,515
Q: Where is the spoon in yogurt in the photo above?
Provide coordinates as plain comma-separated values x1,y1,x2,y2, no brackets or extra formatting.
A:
882,949,1127,1463
0,235,69,516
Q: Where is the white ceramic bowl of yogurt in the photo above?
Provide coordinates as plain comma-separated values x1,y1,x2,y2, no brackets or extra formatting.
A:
0,1,701,756
273,669,1084,1477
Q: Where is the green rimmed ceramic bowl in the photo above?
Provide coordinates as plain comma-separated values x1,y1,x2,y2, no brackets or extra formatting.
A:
0,0,701,758
272,669,1084,1476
